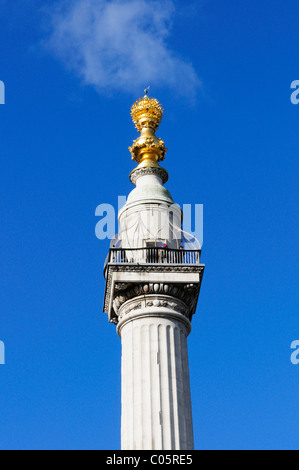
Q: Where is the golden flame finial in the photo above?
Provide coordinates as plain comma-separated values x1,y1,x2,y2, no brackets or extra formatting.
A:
130,94,164,133
129,91,167,174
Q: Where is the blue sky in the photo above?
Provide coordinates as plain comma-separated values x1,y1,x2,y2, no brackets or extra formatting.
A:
0,0,298,450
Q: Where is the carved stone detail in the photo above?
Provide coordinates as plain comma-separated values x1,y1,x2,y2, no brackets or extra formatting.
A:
117,295,190,324
119,301,142,319
115,283,131,291
113,282,197,322
129,166,169,185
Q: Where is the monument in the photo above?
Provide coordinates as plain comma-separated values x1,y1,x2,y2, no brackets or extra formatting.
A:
103,92,204,450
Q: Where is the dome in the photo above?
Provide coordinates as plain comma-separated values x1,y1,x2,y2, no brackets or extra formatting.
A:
125,174,174,209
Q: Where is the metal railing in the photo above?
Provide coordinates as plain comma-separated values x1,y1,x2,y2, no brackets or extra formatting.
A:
108,247,201,265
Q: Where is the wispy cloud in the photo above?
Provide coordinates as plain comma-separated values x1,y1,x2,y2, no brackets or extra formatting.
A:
45,0,201,97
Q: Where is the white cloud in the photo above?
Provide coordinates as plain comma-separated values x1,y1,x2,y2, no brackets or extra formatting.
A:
46,0,200,97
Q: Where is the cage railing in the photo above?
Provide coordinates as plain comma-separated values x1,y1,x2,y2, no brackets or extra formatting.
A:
108,247,201,265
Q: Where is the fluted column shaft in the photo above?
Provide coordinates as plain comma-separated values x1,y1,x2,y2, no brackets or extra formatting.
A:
117,296,194,450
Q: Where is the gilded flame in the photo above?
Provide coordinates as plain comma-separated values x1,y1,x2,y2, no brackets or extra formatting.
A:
130,96,164,133
129,94,167,171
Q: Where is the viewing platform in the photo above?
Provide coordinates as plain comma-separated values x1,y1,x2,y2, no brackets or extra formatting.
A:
103,247,204,323
107,247,201,267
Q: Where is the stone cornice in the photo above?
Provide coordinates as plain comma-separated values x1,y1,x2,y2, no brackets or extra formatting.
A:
107,264,204,274
103,263,205,324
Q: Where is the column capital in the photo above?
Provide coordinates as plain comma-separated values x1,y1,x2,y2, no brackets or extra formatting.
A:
116,294,192,337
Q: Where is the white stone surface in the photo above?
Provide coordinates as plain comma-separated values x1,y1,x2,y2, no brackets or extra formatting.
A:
125,173,174,207
118,173,182,249
118,303,194,450
113,271,201,284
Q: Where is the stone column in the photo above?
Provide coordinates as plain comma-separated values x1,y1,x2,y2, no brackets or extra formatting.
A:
117,295,194,450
